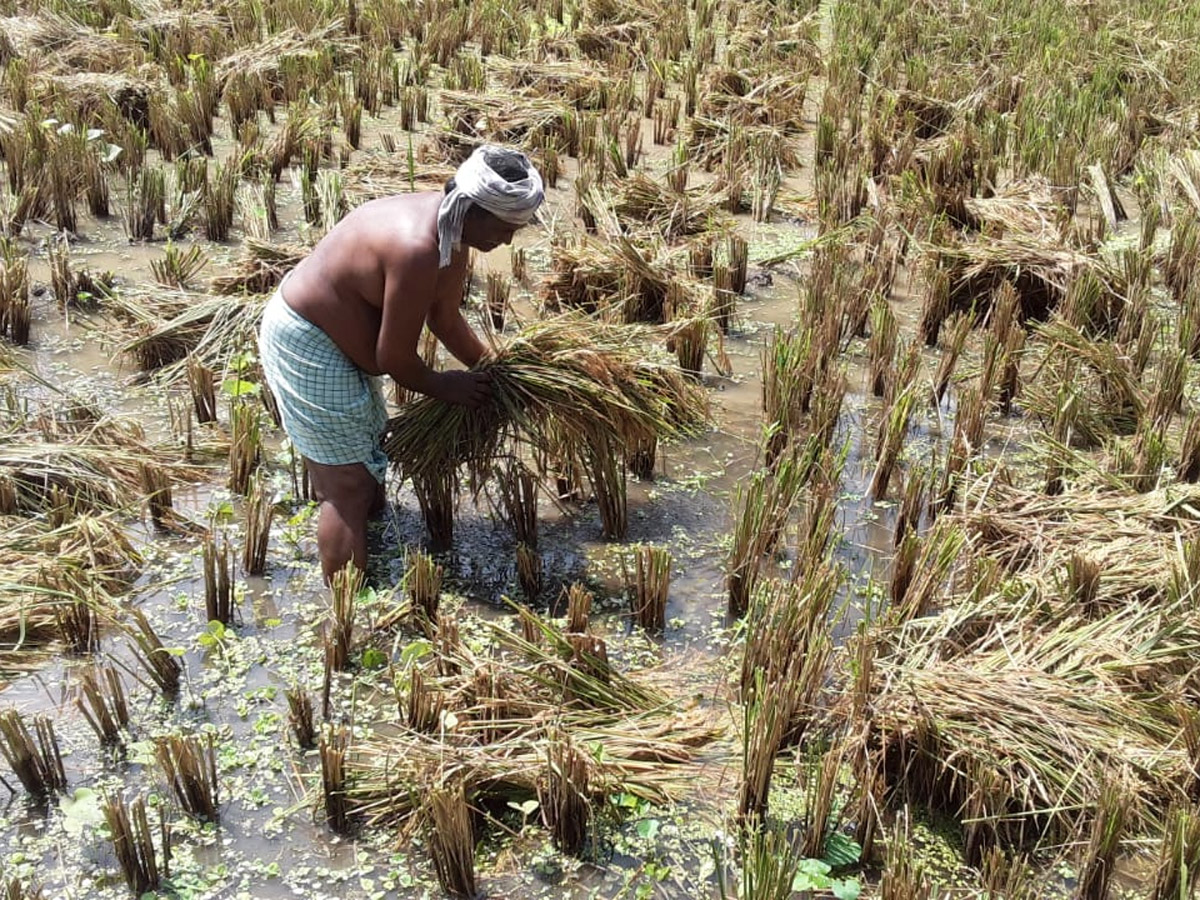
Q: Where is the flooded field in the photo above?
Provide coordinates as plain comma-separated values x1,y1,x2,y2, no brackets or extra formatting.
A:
2,0,1200,898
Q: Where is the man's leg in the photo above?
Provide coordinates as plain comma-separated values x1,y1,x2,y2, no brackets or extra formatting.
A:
303,459,380,582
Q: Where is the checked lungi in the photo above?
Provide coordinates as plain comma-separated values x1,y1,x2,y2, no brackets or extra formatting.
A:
258,286,389,483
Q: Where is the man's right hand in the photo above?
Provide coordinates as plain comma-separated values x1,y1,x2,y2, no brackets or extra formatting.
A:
436,370,492,408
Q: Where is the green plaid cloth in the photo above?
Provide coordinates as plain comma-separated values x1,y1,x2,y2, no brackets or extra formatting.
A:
258,288,388,483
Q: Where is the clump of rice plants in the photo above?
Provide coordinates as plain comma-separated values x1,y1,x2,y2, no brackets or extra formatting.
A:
103,794,169,896
404,547,443,631
286,686,316,751
76,665,130,749
327,564,361,673
0,240,30,345
516,543,542,601
413,466,456,549
1152,803,1200,900
1076,779,1128,900
228,401,261,496
870,378,919,500
125,608,183,700
543,728,591,855
627,544,670,633
320,724,352,833
426,781,476,898
486,271,510,331
150,243,207,288
0,710,66,800
726,448,808,616
186,356,218,424
202,532,234,625
155,733,219,821
564,582,592,634
55,595,99,654
241,476,272,575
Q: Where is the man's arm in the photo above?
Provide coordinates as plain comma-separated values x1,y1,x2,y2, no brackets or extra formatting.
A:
376,244,490,407
426,247,489,367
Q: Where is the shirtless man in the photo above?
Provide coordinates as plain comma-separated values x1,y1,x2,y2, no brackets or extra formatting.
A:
258,145,544,580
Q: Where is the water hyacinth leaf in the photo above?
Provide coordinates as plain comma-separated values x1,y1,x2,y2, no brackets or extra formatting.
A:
61,787,105,837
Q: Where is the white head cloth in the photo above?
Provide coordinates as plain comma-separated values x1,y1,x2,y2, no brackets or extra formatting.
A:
436,145,544,268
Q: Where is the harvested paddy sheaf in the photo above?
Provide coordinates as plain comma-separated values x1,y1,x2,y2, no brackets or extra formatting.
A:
384,316,708,484
836,478,1200,856
348,609,723,835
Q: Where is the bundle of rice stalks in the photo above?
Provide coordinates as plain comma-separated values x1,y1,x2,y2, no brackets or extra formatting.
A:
342,155,455,205
213,22,356,91
916,233,1092,328
351,602,723,818
584,173,726,240
489,57,615,111
384,316,708,485
210,238,309,295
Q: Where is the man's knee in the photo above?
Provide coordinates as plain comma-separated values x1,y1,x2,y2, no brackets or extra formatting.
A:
306,460,379,515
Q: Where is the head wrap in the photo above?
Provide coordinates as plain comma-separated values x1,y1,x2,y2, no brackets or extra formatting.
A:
436,145,545,268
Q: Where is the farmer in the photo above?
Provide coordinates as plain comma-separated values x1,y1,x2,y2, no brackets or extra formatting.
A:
258,144,545,581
